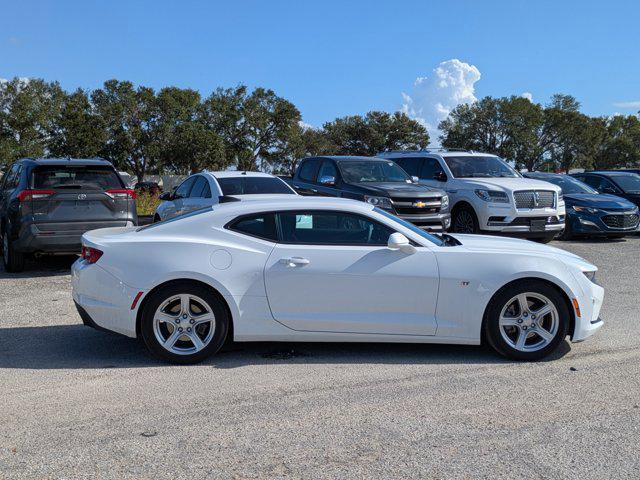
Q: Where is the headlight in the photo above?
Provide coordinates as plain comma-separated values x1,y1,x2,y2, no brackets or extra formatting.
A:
474,189,509,203
572,206,599,214
583,270,597,283
441,195,449,209
364,195,393,210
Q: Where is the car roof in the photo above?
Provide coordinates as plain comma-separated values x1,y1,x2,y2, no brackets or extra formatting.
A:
20,157,114,167
524,172,561,177
203,170,279,179
377,150,497,158
212,195,373,215
304,156,390,162
584,171,640,176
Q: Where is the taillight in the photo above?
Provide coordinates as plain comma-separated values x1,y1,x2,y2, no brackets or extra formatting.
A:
106,189,137,200
81,246,103,264
17,190,55,202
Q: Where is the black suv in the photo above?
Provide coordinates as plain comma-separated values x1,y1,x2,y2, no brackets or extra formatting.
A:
289,156,451,231
0,158,137,272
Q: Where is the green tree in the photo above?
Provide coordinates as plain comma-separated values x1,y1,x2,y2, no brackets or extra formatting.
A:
269,123,334,176
48,88,107,158
322,111,429,156
593,115,640,169
204,86,301,171
0,78,64,165
91,80,159,181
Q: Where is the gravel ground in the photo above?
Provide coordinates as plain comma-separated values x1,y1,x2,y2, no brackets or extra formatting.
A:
1,237,639,479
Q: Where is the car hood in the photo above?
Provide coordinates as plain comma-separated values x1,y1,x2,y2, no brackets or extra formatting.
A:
457,177,562,193
354,182,443,197
449,233,594,269
564,193,637,210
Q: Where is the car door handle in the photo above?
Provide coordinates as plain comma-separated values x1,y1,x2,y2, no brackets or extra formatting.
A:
280,257,310,267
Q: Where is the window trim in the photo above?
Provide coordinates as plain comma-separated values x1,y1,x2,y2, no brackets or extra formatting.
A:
225,209,398,247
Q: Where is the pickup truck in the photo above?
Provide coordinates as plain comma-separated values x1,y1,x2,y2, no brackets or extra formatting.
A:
288,156,451,231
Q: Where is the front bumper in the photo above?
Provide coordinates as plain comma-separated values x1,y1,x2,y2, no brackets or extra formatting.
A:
475,201,565,236
572,279,605,342
398,212,451,231
568,210,640,236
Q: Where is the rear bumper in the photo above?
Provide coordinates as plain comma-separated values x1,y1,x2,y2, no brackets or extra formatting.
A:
14,220,134,254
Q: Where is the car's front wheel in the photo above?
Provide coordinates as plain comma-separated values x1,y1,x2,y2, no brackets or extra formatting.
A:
140,282,230,364
452,205,479,234
484,280,570,361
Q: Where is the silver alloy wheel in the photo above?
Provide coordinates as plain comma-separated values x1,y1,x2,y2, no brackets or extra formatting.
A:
454,210,475,233
153,294,216,355
498,292,559,352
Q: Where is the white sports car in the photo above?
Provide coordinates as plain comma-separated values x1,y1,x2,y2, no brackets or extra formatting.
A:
72,197,604,364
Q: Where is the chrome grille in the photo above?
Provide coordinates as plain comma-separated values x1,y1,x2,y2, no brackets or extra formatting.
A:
513,190,555,209
601,213,639,229
391,197,442,215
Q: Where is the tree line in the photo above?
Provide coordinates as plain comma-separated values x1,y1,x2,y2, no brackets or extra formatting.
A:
1,77,639,181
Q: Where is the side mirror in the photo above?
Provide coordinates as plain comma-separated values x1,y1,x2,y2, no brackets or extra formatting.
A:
387,232,416,254
319,175,336,186
434,171,447,182
158,192,172,201
411,176,420,183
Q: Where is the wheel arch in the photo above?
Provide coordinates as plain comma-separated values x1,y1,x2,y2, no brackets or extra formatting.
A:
480,276,576,344
135,278,234,342
451,199,476,215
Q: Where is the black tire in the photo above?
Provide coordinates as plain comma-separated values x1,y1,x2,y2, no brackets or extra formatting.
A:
606,234,625,239
2,222,25,273
559,220,573,240
533,235,555,244
484,280,570,361
153,214,161,223
452,205,479,234
140,281,230,364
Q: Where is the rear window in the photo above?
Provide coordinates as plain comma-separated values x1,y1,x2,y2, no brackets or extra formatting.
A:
217,177,293,195
32,165,123,190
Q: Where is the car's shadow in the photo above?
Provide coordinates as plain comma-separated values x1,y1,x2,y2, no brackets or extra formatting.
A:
0,324,572,370
0,255,77,279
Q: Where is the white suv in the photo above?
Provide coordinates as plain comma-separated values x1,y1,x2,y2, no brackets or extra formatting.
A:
378,150,565,242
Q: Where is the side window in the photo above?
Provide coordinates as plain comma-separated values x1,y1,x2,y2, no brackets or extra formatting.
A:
5,164,22,190
421,158,444,179
580,175,601,190
298,159,320,182
599,178,619,192
316,161,338,182
202,182,212,199
228,213,277,241
174,176,196,198
395,158,423,177
277,210,395,246
189,176,208,198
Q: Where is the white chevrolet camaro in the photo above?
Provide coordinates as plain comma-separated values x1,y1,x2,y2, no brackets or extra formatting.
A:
72,197,604,364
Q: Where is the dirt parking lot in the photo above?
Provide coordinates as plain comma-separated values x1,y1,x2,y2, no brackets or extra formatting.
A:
1,237,639,479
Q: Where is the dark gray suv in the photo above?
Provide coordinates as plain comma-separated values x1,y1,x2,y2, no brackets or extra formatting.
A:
0,158,137,272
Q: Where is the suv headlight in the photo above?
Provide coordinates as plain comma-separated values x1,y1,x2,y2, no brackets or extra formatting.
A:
441,194,449,209
364,195,393,210
474,189,509,203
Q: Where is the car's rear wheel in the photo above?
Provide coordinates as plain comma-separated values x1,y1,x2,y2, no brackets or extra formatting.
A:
484,280,569,361
452,205,479,234
140,282,229,364
1,223,25,273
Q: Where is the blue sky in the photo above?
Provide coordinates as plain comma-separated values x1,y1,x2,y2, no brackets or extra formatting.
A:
2,0,639,130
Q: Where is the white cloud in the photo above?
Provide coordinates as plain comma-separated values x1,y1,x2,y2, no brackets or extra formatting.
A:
521,92,533,102
401,59,481,145
298,120,315,131
612,101,640,109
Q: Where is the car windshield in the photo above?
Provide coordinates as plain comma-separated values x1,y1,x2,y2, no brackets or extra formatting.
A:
374,208,444,246
217,177,294,195
443,156,520,178
609,174,640,193
32,165,123,190
537,175,597,194
339,161,412,183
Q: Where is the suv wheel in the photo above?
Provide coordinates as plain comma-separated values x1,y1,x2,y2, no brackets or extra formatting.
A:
452,206,479,234
1,223,25,273
484,280,569,361
140,281,230,364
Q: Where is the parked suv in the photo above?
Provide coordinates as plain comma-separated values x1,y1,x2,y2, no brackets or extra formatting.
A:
289,156,450,231
378,150,565,242
0,158,137,272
